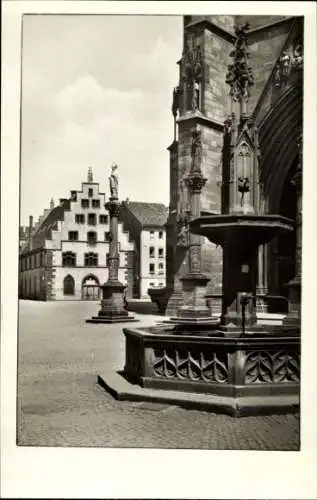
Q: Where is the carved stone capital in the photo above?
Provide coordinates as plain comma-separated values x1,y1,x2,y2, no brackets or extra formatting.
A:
106,201,121,218
186,173,207,193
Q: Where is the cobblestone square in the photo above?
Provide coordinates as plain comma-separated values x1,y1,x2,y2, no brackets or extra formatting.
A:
17,301,300,450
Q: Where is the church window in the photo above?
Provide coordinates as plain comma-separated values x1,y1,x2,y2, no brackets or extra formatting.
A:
62,251,76,267
63,275,75,296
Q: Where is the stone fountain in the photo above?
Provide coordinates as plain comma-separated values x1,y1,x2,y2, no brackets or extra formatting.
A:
98,24,300,416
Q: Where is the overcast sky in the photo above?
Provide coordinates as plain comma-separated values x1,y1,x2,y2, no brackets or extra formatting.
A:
20,15,183,226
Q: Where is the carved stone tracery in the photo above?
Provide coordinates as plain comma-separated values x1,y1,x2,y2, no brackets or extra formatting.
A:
244,350,300,384
152,348,229,383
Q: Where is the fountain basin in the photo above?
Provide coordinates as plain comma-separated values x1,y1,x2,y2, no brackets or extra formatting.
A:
190,214,294,246
109,324,301,416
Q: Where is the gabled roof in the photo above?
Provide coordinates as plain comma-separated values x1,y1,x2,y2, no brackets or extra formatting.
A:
123,201,168,228
20,203,67,253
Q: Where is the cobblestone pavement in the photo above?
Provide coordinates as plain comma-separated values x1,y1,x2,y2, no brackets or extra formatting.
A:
17,301,300,450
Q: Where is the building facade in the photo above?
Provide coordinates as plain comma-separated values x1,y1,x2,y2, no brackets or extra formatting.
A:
119,201,168,298
19,169,135,300
162,15,303,316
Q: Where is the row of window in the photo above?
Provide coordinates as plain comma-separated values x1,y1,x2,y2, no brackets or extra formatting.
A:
150,230,164,239
20,252,45,271
81,199,101,209
149,262,164,275
63,251,101,267
75,213,108,225
68,231,111,243
149,247,164,258
62,252,164,274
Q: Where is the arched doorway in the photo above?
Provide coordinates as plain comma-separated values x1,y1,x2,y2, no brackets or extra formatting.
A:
258,82,302,305
81,274,100,300
63,275,75,296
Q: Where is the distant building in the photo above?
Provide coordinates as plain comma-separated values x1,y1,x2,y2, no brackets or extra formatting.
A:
19,226,29,251
19,169,135,300
119,201,168,298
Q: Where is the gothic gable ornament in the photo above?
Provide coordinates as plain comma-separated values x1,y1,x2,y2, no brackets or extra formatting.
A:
225,23,254,103
274,36,303,88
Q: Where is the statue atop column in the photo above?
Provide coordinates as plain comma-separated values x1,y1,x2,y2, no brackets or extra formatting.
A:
109,163,119,199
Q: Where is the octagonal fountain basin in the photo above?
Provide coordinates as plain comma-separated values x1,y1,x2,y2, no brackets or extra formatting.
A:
115,324,300,416
189,214,294,246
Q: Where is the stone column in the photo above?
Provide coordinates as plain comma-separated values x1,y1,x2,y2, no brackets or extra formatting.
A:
256,244,268,312
174,128,216,324
87,168,137,324
284,135,302,324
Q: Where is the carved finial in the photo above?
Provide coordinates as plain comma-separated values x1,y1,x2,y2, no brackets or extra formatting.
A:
50,198,54,209
87,166,93,183
226,22,254,103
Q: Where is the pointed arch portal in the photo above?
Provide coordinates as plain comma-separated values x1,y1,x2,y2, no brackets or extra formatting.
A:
258,82,302,299
81,274,100,300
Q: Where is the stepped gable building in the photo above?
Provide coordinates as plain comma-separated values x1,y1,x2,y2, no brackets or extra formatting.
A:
163,15,303,316
19,168,135,301
119,201,168,298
